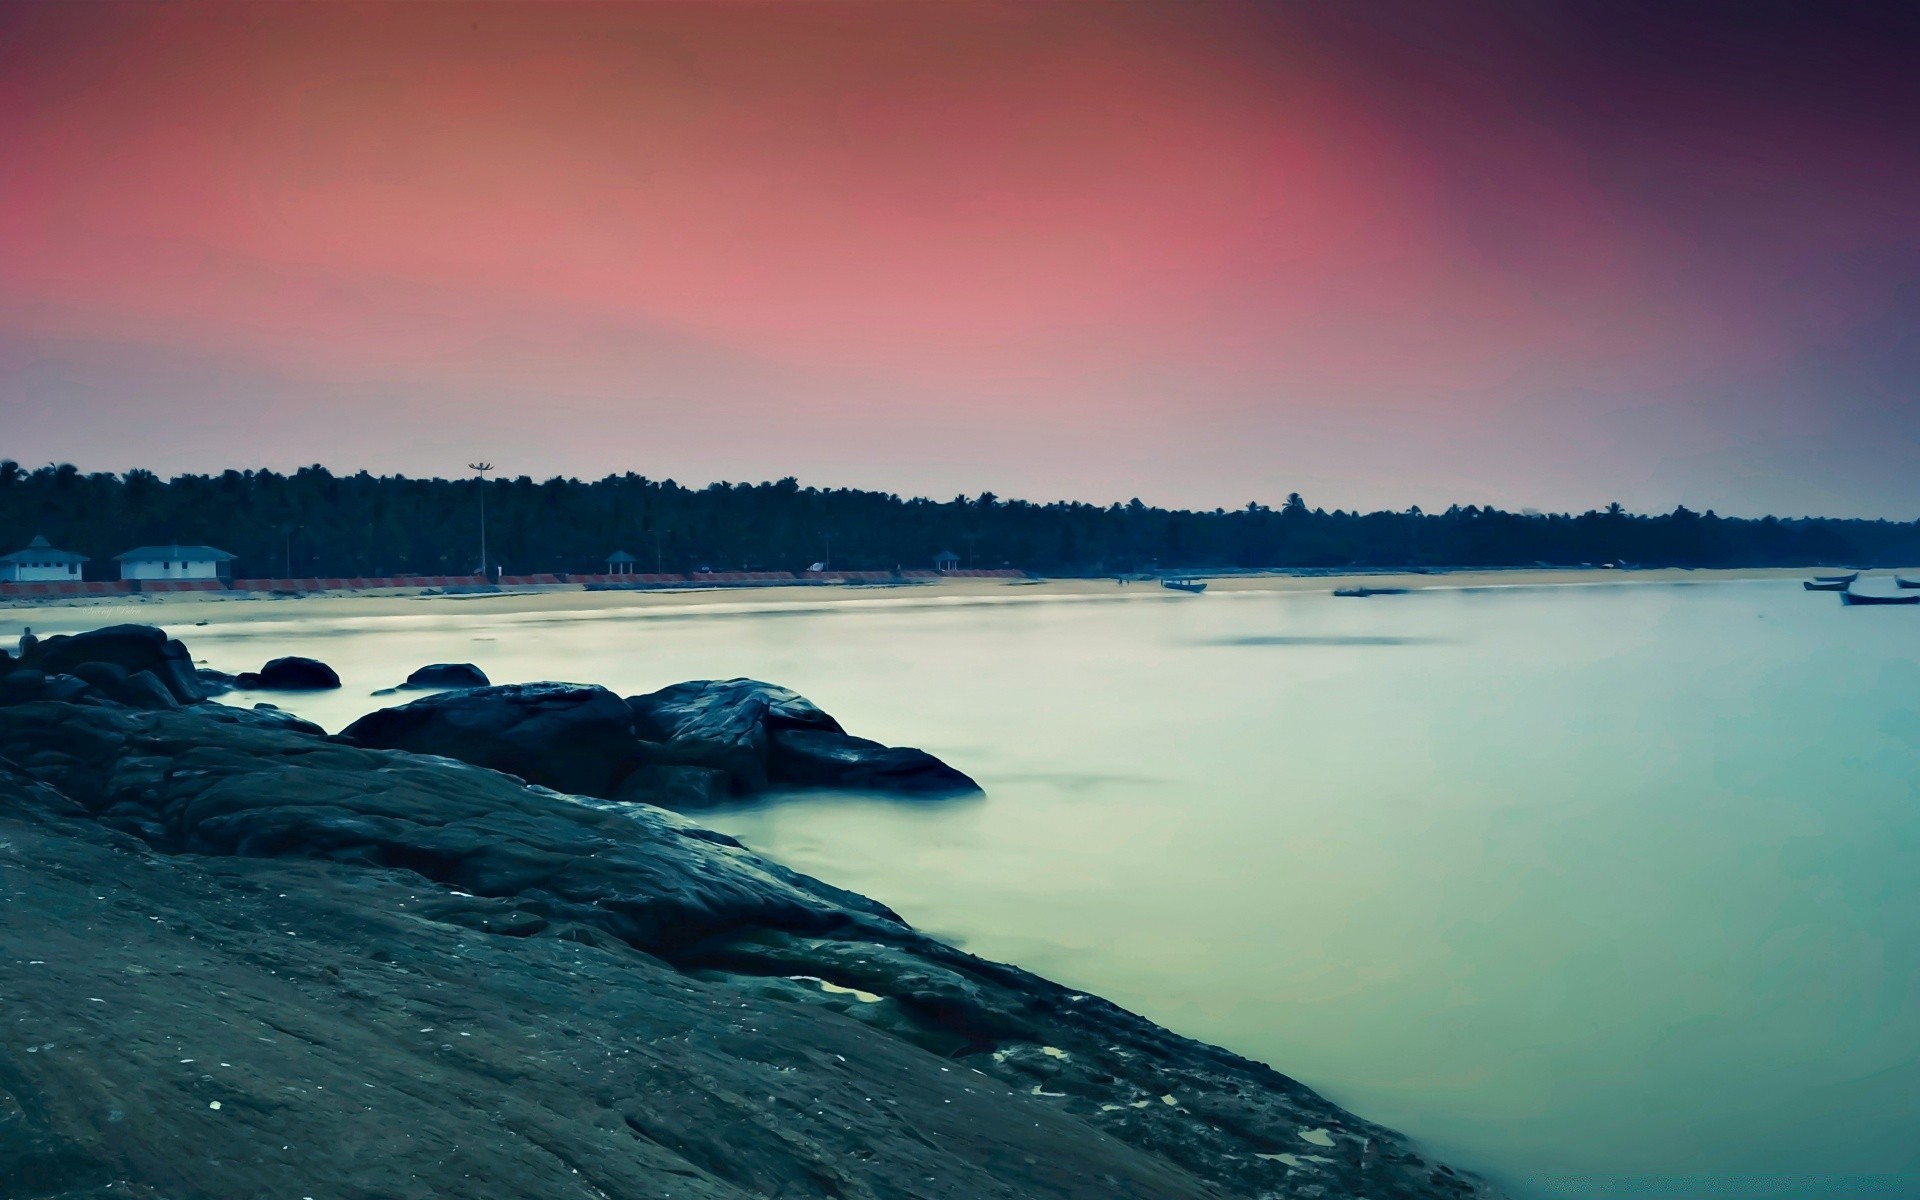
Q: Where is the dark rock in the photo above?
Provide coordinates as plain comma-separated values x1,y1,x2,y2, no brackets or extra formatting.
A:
612,762,733,810
113,669,180,710
768,727,982,796
0,698,1501,1200
404,662,490,688
339,682,638,798
626,678,844,791
245,655,341,690
69,661,129,690
196,667,239,696
198,703,327,737
0,668,47,704
20,624,203,703
42,673,93,704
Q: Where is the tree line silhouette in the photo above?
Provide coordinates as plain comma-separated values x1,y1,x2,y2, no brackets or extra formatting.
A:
1,461,1913,578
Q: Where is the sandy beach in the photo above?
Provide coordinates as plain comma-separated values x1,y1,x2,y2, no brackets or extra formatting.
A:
0,565,1883,633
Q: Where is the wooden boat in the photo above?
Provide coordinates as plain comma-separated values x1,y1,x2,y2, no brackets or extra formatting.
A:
1160,577,1207,594
1840,589,1920,606
1814,572,1859,584
1804,580,1848,591
1897,577,1920,589
1333,586,1409,597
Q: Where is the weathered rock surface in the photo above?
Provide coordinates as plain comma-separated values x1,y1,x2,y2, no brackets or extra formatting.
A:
237,655,341,690
768,728,983,797
625,678,980,799
5,623,204,704
627,678,845,792
0,699,1497,1200
339,675,979,807
405,661,491,688
339,682,642,798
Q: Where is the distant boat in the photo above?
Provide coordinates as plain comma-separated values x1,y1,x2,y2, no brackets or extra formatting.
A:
1897,577,1920,589
1334,586,1409,597
1814,572,1859,584
1840,589,1920,606
1160,577,1207,594
1804,580,1849,591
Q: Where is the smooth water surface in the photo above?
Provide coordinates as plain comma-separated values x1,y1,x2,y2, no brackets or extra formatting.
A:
24,581,1920,1197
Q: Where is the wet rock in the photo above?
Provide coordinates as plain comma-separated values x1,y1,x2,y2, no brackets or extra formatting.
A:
767,727,982,796
338,682,638,798
195,667,239,696
612,761,733,810
238,655,340,690
404,662,490,688
625,678,845,791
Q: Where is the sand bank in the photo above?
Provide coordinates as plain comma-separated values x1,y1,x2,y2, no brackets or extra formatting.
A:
0,565,1881,634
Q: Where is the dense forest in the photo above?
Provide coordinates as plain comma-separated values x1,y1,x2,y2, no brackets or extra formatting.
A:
2,461,1914,578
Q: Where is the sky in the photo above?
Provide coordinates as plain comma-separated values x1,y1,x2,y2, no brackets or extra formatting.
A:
2,1,1917,518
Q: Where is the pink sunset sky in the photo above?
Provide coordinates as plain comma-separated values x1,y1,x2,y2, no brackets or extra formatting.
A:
2,1,1916,516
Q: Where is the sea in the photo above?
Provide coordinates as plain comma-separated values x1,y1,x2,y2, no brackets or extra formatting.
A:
20,578,1920,1198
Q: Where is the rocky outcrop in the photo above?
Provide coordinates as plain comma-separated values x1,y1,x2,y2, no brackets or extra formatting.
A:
236,655,341,690
0,698,1498,1200
4,622,204,704
404,661,491,688
767,727,983,796
627,677,845,791
625,678,980,800
338,682,642,798
340,675,978,807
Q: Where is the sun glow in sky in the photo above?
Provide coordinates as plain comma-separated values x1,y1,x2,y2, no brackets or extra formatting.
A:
2,1,1916,515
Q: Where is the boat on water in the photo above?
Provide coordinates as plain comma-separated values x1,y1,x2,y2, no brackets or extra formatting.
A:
1160,577,1207,594
1804,580,1849,591
1840,589,1920,606
1334,586,1410,598
1814,572,1859,584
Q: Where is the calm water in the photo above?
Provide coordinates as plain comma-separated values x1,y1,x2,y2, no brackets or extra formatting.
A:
23,581,1920,1198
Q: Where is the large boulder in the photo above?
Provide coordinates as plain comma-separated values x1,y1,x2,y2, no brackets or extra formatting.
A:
238,655,341,690
626,678,844,791
405,662,490,689
339,682,639,798
767,728,982,797
21,624,204,704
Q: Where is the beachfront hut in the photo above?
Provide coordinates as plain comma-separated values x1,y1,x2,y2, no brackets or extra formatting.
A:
605,550,636,576
934,550,960,573
0,535,88,582
114,544,236,581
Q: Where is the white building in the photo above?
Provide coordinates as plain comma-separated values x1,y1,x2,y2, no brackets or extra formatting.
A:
114,544,236,581
0,535,88,582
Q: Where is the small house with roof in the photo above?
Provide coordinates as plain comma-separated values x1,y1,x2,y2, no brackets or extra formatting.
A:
114,544,236,581
605,550,636,576
0,535,88,582
934,550,961,573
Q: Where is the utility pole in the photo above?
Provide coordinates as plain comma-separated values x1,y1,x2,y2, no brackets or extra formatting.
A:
654,528,664,574
468,462,493,579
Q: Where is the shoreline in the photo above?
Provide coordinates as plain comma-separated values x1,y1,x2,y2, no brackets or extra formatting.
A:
0,564,1887,631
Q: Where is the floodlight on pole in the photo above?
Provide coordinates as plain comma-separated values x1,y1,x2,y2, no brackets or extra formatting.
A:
468,462,493,578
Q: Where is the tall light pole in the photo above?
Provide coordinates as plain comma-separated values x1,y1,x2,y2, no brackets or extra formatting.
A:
468,462,493,579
